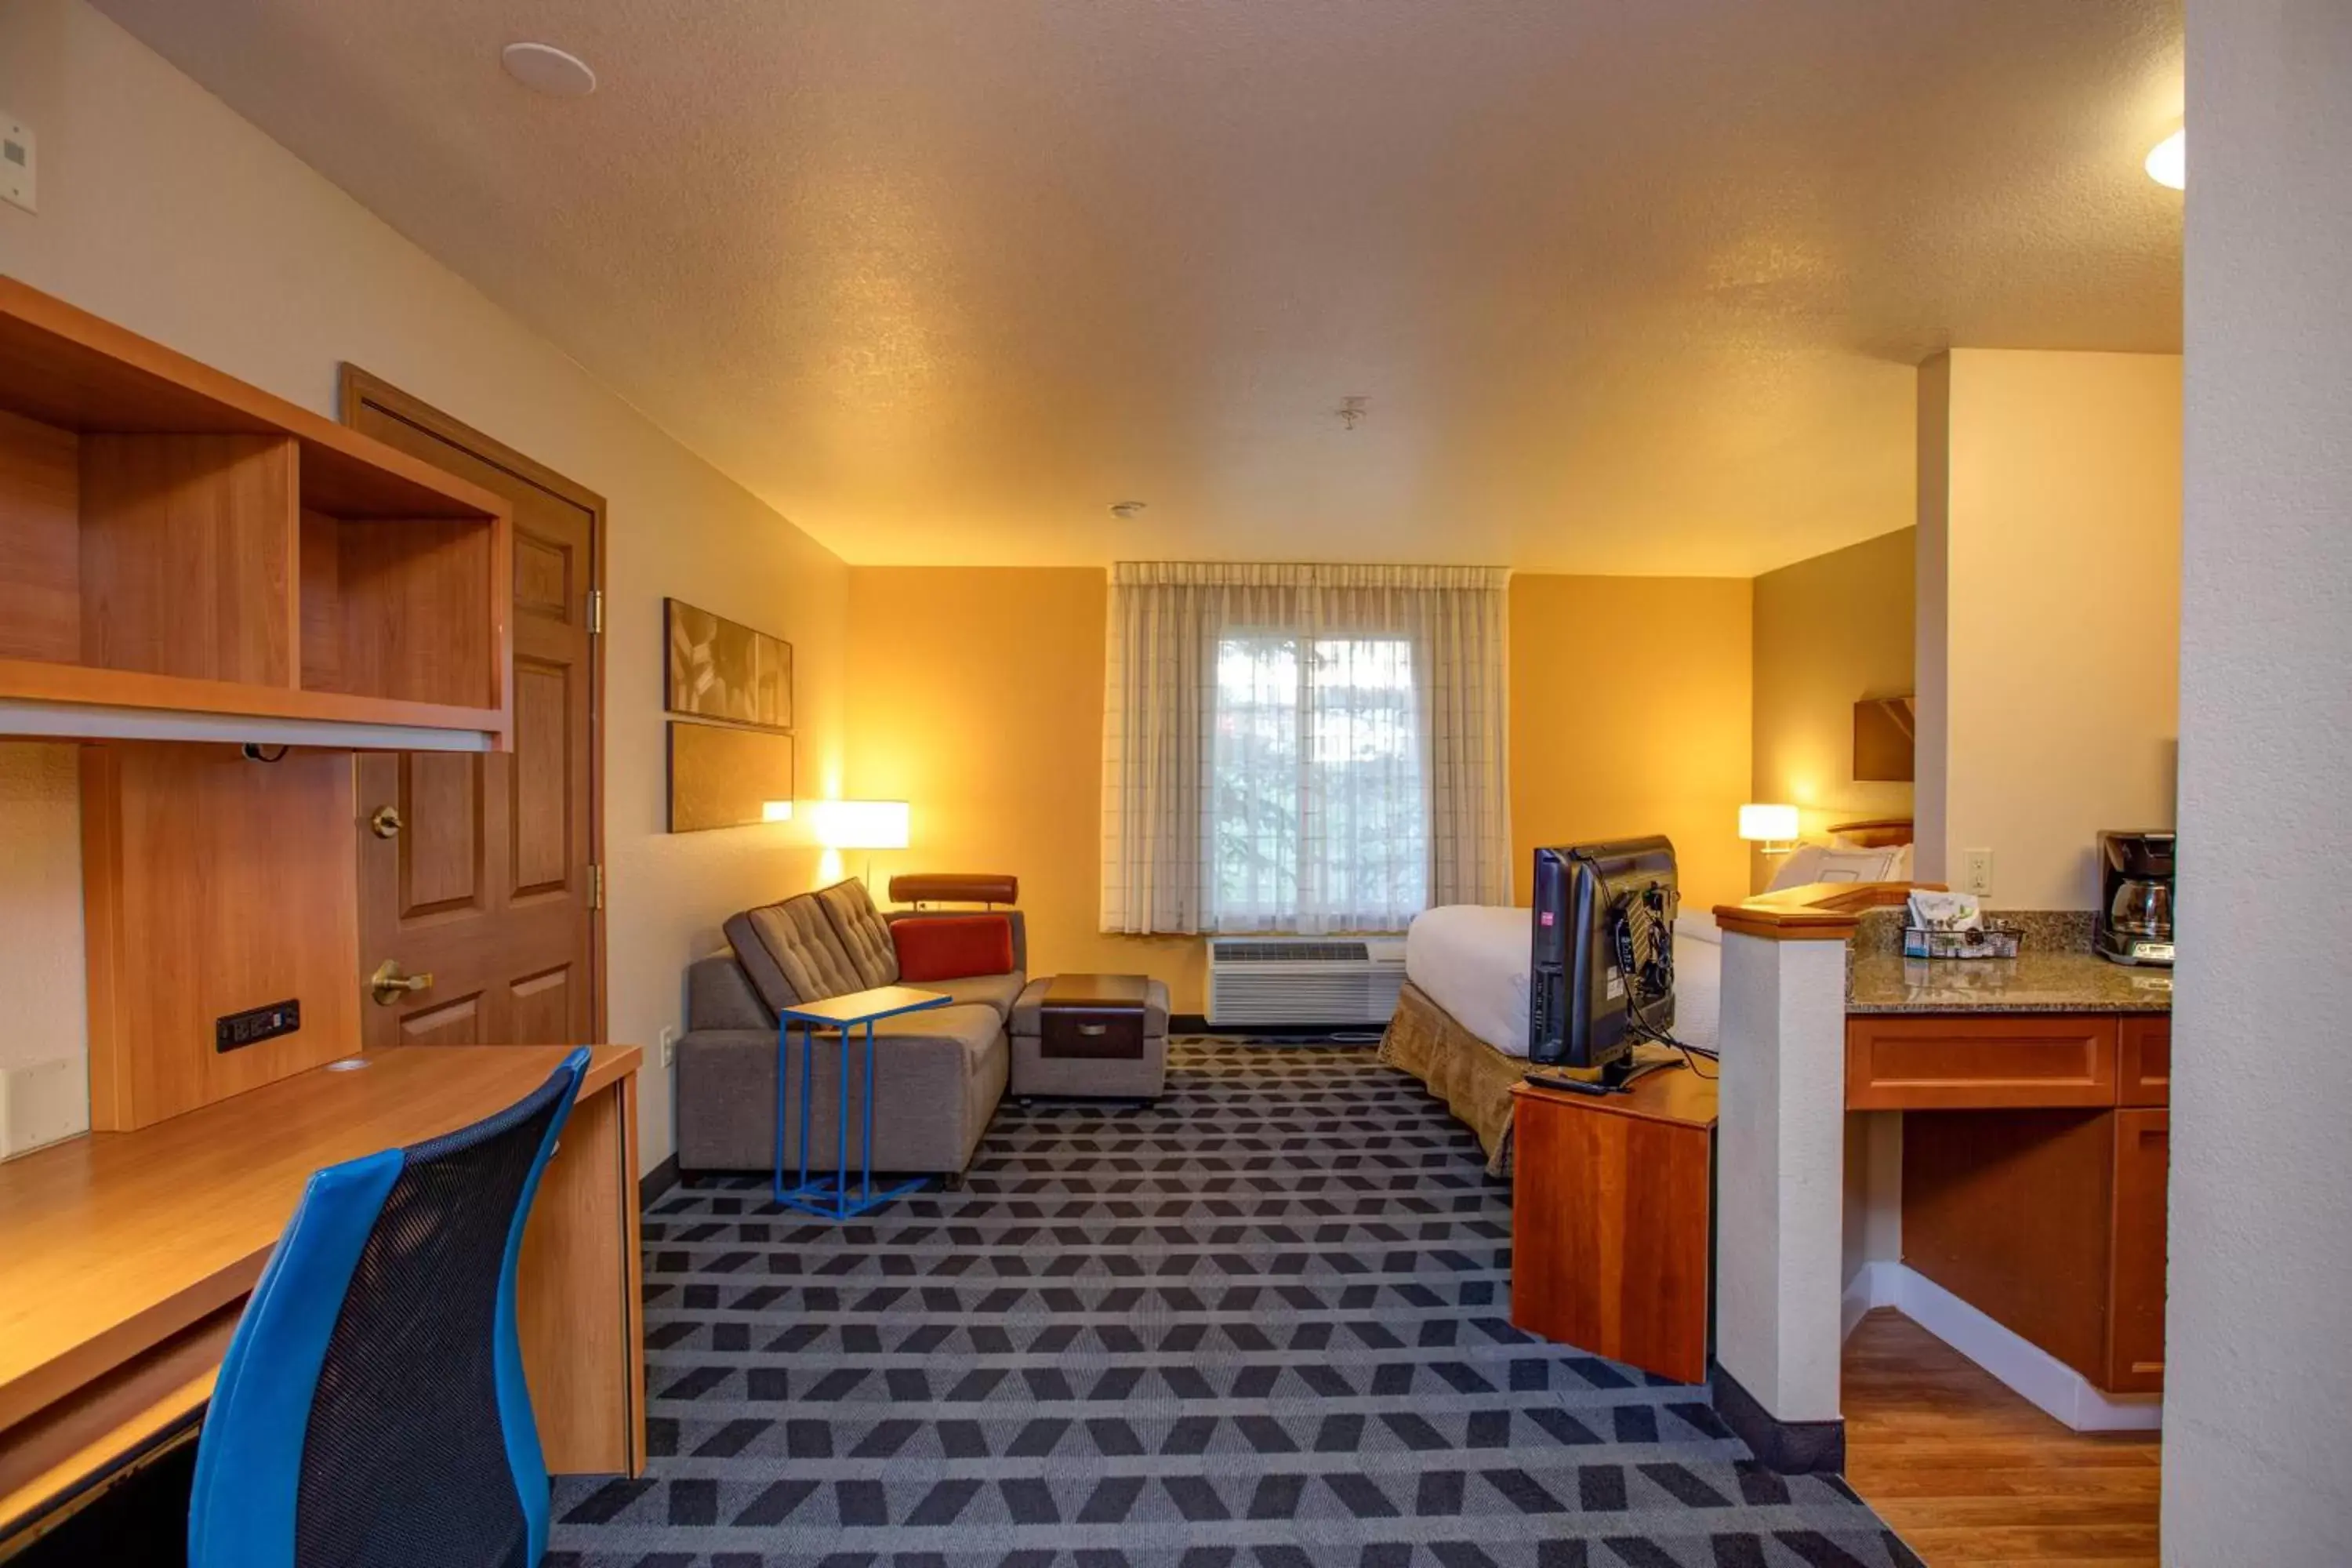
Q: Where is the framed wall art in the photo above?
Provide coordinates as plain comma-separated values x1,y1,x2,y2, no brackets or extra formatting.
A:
665,597,793,730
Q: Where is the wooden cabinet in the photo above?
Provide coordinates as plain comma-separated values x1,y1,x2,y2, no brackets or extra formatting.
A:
2107,1109,2169,1392
1847,1013,2118,1109
0,278,510,750
1866,1009,2174,1395
2118,1016,2171,1107
1509,1073,1716,1384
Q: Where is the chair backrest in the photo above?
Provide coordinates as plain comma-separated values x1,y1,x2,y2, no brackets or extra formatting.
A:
187,1049,591,1568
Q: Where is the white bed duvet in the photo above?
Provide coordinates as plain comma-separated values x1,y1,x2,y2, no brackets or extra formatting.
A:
1403,905,1722,1058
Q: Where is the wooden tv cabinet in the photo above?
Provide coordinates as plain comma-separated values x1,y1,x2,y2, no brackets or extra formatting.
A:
1508,1066,1718,1385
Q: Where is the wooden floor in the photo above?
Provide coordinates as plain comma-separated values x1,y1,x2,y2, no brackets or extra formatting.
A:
1842,1310,2161,1567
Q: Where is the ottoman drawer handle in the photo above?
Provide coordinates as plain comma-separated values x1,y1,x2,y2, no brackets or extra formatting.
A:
1077,1023,1108,1037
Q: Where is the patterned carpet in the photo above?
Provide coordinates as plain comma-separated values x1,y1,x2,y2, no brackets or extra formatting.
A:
550,1040,1919,1568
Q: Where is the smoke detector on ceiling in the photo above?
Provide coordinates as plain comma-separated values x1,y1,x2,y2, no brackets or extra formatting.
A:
502,42,597,98
1109,502,1148,521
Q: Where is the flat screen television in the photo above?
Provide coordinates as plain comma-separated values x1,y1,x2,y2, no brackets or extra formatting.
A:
1527,837,1679,1084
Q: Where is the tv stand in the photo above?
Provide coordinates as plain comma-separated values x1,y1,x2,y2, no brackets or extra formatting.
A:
1523,1043,1682,1097
1510,1056,1719,1383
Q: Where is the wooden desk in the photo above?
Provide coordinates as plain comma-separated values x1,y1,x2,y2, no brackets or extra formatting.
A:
1508,1062,1719,1384
0,1044,644,1547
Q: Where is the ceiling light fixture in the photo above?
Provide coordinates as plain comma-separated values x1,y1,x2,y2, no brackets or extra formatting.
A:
1109,502,1147,521
2144,128,2185,191
501,42,597,98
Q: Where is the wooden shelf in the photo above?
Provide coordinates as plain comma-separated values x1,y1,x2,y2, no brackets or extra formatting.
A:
0,279,510,750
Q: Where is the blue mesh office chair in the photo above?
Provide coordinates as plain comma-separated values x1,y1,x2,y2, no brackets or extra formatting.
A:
187,1048,592,1568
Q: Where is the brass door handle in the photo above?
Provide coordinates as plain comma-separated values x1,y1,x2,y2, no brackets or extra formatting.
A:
369,960,434,1005
370,805,403,839
1077,1024,1107,1037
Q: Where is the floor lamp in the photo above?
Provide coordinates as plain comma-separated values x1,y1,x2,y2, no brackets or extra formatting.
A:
813,800,910,895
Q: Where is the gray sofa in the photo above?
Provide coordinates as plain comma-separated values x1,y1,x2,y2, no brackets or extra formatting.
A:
677,878,1024,1180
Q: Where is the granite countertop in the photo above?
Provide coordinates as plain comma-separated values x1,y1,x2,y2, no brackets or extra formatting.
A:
1845,908,2174,1014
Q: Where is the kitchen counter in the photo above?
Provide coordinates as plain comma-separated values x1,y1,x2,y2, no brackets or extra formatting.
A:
1847,946,2172,1014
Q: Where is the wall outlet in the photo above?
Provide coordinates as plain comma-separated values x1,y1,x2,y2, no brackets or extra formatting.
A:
1,115,34,214
1962,848,1994,898
659,1025,677,1069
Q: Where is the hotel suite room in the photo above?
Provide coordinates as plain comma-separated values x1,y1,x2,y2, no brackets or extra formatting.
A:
0,2,2347,1566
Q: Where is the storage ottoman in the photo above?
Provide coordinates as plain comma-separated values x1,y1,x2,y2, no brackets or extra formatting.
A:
1009,973,1171,1101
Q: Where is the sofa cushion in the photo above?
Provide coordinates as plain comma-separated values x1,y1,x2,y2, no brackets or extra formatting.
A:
815,879,900,990
675,1010,1007,1175
724,895,867,1014
870,1000,1002,1053
687,950,771,1032
893,914,1016,982
922,970,1027,1020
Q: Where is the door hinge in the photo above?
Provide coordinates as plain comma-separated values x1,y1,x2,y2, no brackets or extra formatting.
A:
589,862,604,910
586,587,604,634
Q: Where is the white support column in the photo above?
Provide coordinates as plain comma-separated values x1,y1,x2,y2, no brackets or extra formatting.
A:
1711,919,1853,1469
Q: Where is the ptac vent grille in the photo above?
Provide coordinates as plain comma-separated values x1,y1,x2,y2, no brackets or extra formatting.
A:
1210,942,1371,963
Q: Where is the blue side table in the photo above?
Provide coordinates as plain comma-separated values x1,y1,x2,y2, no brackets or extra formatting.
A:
774,984,953,1219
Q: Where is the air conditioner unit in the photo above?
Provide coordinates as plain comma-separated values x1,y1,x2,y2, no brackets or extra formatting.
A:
1205,935,1410,1028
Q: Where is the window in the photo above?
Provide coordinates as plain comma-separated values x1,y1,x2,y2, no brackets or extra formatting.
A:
1209,633,1428,931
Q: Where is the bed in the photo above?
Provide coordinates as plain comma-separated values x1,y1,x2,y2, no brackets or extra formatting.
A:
1379,819,1912,1173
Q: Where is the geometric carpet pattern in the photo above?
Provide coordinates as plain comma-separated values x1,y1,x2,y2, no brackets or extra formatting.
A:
549,1040,1922,1568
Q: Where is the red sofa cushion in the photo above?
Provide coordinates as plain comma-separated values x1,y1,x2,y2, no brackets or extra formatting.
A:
892,915,1015,982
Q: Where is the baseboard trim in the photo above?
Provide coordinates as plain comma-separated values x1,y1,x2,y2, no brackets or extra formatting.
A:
1710,1361,1845,1475
1842,1261,2162,1432
639,1152,681,1207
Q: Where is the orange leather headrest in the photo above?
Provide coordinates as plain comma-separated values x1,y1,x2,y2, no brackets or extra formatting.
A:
887,873,1018,906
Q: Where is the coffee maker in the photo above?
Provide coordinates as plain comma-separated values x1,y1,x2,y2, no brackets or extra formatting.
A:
2096,830,2176,966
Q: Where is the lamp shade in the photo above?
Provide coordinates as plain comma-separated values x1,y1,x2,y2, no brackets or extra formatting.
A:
1737,803,1800,844
811,799,909,851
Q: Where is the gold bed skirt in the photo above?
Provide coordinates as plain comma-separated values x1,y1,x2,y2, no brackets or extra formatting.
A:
1377,980,1525,1177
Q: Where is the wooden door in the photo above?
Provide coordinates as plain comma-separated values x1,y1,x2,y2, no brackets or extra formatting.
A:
340,368,604,1047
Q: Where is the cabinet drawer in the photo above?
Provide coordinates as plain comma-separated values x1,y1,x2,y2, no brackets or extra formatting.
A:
1040,1007,1145,1061
1847,1014,2118,1109
2118,1016,2170,1107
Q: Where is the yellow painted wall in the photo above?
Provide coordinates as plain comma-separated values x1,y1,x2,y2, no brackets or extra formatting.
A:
1750,528,1916,891
1508,575,1755,914
1917,350,2183,908
849,568,1759,1011
844,568,1208,1009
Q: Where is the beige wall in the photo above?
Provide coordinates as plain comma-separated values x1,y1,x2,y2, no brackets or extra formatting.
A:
2169,4,2352,1555
844,568,1206,1010
0,0,851,1167
844,569,1756,1014
1915,349,2182,909
1509,575,1754,916
1750,528,1916,891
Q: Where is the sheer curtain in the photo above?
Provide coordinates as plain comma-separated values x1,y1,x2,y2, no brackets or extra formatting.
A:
1101,562,1512,935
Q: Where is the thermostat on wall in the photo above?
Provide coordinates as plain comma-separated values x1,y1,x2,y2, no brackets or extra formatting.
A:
0,115,33,214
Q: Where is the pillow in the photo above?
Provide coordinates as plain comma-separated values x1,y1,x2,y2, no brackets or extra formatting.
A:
892,915,1016,982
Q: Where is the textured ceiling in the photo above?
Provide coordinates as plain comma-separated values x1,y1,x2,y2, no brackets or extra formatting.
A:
96,0,2183,573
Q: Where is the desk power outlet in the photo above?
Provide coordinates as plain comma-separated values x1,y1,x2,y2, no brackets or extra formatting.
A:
217,999,301,1053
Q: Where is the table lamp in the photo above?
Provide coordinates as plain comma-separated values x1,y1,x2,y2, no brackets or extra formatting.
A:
811,799,909,891
1738,802,1800,857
